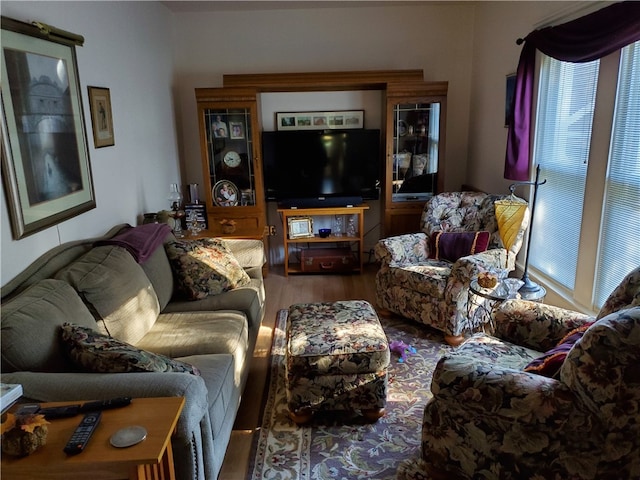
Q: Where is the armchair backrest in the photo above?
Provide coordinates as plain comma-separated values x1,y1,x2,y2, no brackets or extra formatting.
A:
596,266,640,320
561,306,640,427
419,192,527,257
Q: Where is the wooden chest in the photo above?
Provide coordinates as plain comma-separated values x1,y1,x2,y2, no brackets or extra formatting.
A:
300,248,356,273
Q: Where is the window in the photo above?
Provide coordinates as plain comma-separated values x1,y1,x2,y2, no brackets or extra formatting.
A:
530,41,640,311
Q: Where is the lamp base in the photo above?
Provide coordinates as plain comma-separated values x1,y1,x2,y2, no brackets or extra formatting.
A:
518,275,547,302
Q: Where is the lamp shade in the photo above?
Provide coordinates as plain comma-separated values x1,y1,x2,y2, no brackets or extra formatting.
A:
494,197,528,254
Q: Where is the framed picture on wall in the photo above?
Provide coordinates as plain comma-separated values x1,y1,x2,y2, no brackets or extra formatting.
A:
505,73,516,127
276,110,364,131
0,17,95,239
88,86,115,147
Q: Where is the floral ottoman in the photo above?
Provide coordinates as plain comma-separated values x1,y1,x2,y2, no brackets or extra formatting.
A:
285,300,390,424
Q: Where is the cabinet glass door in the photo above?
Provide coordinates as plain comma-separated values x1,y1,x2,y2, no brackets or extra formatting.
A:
204,108,256,207
391,102,440,202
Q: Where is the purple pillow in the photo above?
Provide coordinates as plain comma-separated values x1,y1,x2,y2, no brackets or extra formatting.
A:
429,231,490,262
524,322,594,378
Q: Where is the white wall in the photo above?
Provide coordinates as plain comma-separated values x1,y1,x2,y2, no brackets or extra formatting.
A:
1,1,180,286
171,3,476,196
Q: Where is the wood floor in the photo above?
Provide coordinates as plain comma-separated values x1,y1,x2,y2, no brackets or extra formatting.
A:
218,264,380,480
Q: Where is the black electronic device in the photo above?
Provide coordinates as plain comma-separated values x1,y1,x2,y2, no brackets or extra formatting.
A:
79,396,132,413
262,129,381,203
37,397,131,420
63,411,102,455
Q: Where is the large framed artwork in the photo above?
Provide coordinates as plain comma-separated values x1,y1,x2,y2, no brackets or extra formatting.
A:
1,17,95,239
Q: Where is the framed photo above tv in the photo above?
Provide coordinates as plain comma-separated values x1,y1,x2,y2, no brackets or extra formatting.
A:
277,110,364,131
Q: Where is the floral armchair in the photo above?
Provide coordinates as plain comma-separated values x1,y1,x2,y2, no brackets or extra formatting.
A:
375,192,528,345
397,266,640,480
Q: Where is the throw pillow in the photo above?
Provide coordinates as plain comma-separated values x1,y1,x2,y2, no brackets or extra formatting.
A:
524,322,594,378
60,323,199,375
429,231,490,262
164,238,251,300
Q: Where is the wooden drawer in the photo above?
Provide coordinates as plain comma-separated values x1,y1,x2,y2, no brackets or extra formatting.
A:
300,247,356,273
207,214,261,237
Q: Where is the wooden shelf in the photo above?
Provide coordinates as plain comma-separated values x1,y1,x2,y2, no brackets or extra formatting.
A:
278,205,369,276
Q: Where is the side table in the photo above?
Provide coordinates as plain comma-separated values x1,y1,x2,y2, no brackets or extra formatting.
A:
1,396,184,480
468,278,547,333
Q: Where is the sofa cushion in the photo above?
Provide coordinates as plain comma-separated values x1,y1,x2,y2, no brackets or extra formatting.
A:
60,323,199,375
55,245,160,345
136,310,248,385
1,279,98,373
524,322,594,378
164,238,251,300
140,241,175,311
429,231,490,262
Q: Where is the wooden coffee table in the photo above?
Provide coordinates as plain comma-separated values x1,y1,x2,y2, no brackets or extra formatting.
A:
1,396,184,480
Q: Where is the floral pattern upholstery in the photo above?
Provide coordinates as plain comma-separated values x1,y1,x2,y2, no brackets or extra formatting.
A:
285,300,390,416
375,192,528,337
397,266,640,480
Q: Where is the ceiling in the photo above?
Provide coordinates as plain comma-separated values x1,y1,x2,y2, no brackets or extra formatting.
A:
161,1,459,13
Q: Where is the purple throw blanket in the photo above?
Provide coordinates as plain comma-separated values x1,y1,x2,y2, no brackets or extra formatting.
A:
96,223,172,263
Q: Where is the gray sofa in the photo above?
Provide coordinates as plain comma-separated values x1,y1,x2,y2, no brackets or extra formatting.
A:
1,224,266,480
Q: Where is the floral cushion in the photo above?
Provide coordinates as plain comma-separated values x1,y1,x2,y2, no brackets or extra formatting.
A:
429,230,490,262
165,238,251,300
60,323,199,375
524,322,594,378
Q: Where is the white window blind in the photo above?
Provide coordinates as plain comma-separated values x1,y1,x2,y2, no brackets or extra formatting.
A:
595,41,640,306
530,57,600,290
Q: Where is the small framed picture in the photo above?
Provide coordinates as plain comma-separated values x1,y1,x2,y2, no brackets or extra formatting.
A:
229,121,245,139
88,86,115,147
288,217,314,239
505,73,516,127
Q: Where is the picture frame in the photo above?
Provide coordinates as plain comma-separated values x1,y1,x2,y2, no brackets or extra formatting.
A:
287,217,314,239
88,86,115,147
505,73,516,127
1,17,95,239
184,203,208,229
212,179,239,207
229,121,245,139
277,110,364,131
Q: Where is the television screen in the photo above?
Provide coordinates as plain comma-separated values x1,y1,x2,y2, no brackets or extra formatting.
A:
262,129,381,202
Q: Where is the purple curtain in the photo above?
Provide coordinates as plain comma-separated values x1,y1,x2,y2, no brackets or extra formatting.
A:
504,1,640,180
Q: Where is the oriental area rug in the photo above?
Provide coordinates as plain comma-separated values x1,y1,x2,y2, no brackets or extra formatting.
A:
248,309,453,480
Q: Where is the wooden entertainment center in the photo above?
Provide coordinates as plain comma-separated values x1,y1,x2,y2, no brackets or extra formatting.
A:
195,70,447,272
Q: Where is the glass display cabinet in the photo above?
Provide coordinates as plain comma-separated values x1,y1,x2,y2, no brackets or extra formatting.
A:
195,87,266,239
384,81,448,237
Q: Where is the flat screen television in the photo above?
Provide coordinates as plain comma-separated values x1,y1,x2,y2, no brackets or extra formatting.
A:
262,129,381,205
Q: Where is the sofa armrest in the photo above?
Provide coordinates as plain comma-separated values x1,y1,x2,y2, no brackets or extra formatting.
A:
2,371,208,439
374,233,429,266
492,299,594,352
431,354,586,424
448,249,505,287
224,239,266,268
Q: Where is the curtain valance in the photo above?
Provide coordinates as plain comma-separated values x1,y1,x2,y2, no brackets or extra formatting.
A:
504,1,640,180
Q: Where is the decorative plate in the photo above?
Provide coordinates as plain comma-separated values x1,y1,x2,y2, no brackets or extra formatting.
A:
223,150,242,168
212,180,239,207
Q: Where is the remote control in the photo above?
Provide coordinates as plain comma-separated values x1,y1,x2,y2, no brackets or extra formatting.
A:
63,411,102,455
79,397,132,413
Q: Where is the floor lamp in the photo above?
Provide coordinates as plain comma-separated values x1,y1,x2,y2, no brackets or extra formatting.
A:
508,164,547,299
